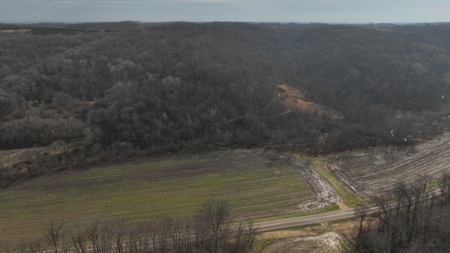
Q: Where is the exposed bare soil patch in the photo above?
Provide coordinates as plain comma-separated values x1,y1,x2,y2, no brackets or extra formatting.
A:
0,146,51,168
275,84,343,119
260,232,344,253
328,131,450,198
257,225,326,242
0,29,30,33
255,219,360,253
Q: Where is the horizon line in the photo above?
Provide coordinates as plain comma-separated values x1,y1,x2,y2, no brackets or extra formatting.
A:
1,20,449,25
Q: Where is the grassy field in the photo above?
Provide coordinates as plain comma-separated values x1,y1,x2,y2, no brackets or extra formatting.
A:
0,151,314,243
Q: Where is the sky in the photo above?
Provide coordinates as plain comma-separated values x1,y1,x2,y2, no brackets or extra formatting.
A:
0,0,449,24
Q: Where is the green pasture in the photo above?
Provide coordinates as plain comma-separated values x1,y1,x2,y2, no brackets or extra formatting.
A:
0,151,314,242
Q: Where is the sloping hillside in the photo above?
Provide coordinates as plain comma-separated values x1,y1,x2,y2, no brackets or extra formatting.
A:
2,22,450,184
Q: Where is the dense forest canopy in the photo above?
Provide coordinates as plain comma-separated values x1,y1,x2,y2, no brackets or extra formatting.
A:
1,22,450,184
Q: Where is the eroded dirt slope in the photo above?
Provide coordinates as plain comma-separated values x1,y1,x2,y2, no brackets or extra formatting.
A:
276,84,344,119
0,146,51,168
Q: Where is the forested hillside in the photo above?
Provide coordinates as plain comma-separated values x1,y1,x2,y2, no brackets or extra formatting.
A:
1,22,450,185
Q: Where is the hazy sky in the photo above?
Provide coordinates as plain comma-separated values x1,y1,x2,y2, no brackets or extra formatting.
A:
1,0,449,23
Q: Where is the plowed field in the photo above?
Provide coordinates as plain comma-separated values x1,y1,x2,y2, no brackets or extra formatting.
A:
328,132,450,198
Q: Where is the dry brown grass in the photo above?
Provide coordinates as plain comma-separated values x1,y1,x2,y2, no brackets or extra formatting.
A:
254,218,360,253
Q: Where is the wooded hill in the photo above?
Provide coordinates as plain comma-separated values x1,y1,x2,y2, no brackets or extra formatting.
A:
1,22,450,184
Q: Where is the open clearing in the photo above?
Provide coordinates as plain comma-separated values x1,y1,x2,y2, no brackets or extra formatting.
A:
328,131,450,198
0,146,51,168
0,150,319,243
276,84,344,119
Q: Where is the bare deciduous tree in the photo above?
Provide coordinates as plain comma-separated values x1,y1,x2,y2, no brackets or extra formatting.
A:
42,217,64,253
197,199,231,253
69,221,88,253
232,220,257,253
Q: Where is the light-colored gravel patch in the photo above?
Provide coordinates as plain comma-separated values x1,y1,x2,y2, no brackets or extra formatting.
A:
261,232,344,253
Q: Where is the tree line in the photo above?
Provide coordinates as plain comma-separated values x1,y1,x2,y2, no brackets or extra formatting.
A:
3,200,257,253
354,174,450,252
